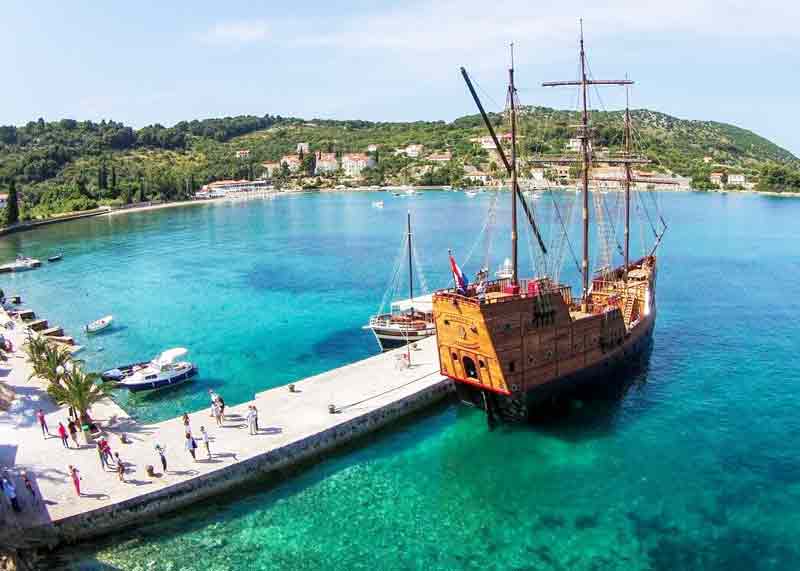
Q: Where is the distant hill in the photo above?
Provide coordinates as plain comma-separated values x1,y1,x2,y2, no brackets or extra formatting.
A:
0,108,798,219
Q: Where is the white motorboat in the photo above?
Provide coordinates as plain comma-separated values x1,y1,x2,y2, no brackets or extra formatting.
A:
102,347,198,392
85,315,113,334
465,190,479,198
0,255,42,272
372,201,384,208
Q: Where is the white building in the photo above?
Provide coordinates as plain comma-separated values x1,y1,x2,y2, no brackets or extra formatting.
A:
710,172,724,185
315,152,339,174
404,144,423,158
566,138,582,152
296,142,310,154
728,173,746,185
367,144,379,153
341,153,376,177
235,149,250,159
196,179,272,198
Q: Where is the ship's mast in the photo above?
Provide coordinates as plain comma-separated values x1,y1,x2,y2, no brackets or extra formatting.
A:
623,78,632,282
407,211,414,313
509,43,519,285
542,21,633,310
578,22,591,309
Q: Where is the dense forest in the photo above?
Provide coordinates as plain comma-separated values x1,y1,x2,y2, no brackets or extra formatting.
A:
0,108,798,220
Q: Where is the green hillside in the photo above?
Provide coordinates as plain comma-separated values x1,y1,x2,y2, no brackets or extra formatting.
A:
0,109,798,219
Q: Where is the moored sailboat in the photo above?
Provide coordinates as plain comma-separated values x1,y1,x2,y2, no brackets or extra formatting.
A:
364,212,436,351
432,31,666,423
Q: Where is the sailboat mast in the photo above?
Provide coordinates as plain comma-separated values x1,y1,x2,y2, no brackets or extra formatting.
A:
407,211,414,314
579,21,591,310
509,44,519,285
623,79,632,282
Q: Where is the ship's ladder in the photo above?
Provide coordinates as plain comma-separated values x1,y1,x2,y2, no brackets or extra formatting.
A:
623,295,636,327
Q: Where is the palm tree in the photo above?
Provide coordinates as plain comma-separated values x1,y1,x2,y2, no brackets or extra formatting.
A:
22,332,49,366
27,341,76,385
46,367,114,427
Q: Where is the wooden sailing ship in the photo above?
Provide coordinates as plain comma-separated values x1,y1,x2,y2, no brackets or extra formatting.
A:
432,30,666,422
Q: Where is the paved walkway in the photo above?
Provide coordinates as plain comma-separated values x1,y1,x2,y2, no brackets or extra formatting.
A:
0,311,444,538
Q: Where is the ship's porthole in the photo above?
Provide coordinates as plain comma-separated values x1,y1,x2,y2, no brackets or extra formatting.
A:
478,360,486,368
463,356,478,378
451,352,458,362
509,361,516,373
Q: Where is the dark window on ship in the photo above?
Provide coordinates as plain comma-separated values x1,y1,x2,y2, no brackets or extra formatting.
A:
504,323,512,332
145,375,157,380
451,352,458,362
478,360,486,368
509,361,516,373
463,356,478,379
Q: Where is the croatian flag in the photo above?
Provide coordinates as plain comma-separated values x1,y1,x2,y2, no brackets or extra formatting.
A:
449,251,469,294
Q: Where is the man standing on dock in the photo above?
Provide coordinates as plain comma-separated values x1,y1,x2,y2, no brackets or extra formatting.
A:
155,444,168,473
36,408,49,437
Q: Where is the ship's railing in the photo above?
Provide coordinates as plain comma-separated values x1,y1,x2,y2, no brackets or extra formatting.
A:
434,279,571,307
368,314,432,330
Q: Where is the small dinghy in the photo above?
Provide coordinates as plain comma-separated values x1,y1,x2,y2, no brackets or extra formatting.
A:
48,254,63,263
372,201,384,209
85,315,113,334
102,348,198,392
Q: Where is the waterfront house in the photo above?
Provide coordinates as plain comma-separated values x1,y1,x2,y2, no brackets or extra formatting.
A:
427,151,452,163
728,173,746,185
530,168,546,182
297,142,310,154
315,152,339,175
262,162,281,178
342,153,376,177
235,149,250,159
710,172,724,185
197,179,272,198
464,165,489,185
281,155,302,173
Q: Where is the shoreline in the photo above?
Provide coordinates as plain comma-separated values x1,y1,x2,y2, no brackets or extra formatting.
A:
1,185,798,240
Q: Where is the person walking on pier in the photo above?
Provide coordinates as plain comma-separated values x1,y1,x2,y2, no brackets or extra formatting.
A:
114,453,125,482
68,465,81,496
185,433,198,461
208,389,219,417
96,442,108,470
182,412,192,436
213,401,223,427
21,472,36,504
251,404,259,433
199,427,211,459
246,406,256,435
2,475,20,512
57,422,70,448
155,444,167,472
36,408,49,437
67,419,79,448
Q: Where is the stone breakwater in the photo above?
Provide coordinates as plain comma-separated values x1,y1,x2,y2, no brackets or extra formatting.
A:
0,316,452,548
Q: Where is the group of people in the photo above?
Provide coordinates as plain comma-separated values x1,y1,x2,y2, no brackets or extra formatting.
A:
182,412,211,461
209,389,226,427
95,436,127,482
1,471,35,513
37,407,84,450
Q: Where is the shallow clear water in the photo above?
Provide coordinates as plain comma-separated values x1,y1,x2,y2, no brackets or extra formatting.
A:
7,191,800,570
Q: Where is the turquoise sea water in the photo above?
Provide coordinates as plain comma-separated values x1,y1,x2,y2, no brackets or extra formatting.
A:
6,191,800,570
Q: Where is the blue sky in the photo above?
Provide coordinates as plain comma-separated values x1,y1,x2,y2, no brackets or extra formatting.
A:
3,0,798,155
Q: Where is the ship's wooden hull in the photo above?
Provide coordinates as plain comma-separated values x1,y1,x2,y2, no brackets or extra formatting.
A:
433,257,657,422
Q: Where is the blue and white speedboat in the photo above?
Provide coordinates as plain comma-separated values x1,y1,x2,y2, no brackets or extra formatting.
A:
102,348,198,392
